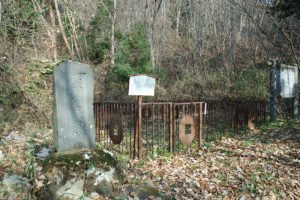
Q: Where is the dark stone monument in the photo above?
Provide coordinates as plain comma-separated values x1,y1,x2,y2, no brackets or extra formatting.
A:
53,61,95,152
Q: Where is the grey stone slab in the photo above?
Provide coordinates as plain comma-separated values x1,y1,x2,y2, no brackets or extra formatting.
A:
53,60,95,152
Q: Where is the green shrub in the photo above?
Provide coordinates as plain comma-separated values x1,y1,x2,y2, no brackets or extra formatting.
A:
105,22,154,98
0,0,41,40
87,0,113,63
235,67,268,100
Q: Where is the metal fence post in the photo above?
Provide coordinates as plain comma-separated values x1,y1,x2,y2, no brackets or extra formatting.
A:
198,103,203,149
138,96,143,159
169,103,173,153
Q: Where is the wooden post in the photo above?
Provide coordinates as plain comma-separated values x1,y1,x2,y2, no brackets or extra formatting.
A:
169,103,173,153
269,60,277,122
134,96,143,158
198,103,203,149
134,101,139,158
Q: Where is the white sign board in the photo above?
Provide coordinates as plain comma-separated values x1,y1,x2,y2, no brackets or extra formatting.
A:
128,75,155,96
278,67,296,98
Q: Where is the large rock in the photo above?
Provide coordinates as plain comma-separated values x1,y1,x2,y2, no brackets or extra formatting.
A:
53,60,95,152
1,174,31,199
38,149,123,200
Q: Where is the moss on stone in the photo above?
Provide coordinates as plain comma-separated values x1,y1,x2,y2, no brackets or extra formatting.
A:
42,147,117,173
138,184,160,198
38,147,123,199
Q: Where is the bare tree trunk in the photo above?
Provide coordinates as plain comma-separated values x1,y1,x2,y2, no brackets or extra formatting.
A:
222,7,227,67
254,11,265,65
0,0,2,24
32,0,56,61
100,0,115,66
64,3,82,61
228,0,235,72
188,0,196,51
144,0,158,70
47,0,57,61
149,27,155,69
79,16,89,62
125,3,130,32
111,0,116,66
176,0,182,37
197,1,207,59
238,16,245,41
53,0,74,60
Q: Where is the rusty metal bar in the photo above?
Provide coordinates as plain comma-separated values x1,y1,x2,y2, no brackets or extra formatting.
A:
125,104,127,151
158,105,160,155
120,104,123,152
169,103,173,153
229,103,235,134
107,104,111,149
96,104,102,142
237,103,239,135
100,103,103,144
163,104,166,155
130,104,132,157
94,104,97,140
152,104,154,157
174,105,177,153
173,102,204,105
210,103,213,141
217,104,220,140
142,102,172,105
226,103,229,137
94,103,97,140
138,98,142,159
198,103,203,148
104,103,106,147
146,105,149,155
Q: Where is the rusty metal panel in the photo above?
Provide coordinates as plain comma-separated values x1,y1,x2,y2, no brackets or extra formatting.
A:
108,115,123,144
179,115,196,144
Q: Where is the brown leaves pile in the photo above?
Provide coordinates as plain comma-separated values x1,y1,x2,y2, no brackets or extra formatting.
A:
122,124,300,199
0,122,299,199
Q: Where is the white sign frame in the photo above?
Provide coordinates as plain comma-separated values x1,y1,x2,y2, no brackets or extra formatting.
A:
276,64,298,98
128,75,156,96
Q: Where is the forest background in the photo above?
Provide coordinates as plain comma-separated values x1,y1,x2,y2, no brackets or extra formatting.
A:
0,0,299,129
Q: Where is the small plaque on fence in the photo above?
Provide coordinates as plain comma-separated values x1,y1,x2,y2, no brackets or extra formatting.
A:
128,74,156,96
179,115,196,144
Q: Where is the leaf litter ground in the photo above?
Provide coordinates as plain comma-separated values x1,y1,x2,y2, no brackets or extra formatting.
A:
122,121,300,199
0,121,299,199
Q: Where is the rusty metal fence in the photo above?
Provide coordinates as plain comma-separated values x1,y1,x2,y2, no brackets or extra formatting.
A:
93,101,267,158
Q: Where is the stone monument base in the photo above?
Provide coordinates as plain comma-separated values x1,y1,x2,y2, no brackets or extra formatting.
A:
38,149,123,200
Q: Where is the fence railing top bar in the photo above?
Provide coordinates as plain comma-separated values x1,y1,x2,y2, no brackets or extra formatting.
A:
94,101,136,105
141,102,172,105
173,102,205,105
94,100,267,105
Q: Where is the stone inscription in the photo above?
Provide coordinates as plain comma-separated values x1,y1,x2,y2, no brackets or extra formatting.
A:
53,61,95,152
